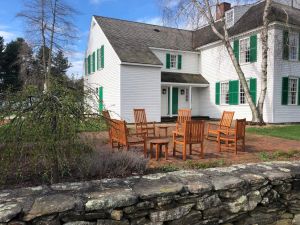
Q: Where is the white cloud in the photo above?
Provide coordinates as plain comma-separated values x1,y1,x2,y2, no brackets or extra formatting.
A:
138,16,163,26
0,24,21,43
89,0,113,5
67,50,85,79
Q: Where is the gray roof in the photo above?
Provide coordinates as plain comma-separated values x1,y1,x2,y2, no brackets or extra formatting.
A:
193,1,300,48
95,2,300,65
94,16,194,65
161,72,209,84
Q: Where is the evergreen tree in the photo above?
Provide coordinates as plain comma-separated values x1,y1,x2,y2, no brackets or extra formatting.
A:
52,50,70,78
0,37,5,91
2,38,24,91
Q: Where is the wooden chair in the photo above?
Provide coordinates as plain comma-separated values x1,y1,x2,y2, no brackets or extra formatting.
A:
217,119,246,154
133,109,156,137
110,119,147,157
206,111,235,141
175,109,192,134
173,120,205,161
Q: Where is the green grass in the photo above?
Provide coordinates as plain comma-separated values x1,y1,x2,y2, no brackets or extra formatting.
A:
247,125,300,141
257,150,300,161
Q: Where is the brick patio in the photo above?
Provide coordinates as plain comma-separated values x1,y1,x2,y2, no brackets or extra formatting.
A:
82,122,300,168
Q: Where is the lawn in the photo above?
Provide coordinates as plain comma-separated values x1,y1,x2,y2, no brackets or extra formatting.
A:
247,125,300,141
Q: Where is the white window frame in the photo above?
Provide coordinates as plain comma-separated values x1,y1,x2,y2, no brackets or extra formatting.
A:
289,33,299,61
239,79,250,105
225,9,234,28
170,54,177,69
288,77,298,105
239,37,251,64
220,81,229,105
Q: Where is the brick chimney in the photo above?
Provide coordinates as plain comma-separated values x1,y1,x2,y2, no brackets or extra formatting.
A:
216,2,231,20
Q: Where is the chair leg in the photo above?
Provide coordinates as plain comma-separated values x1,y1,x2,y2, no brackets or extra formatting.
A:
189,144,192,155
201,141,204,159
183,144,187,161
143,140,147,158
150,143,153,159
165,144,168,160
156,144,159,161
235,141,238,155
243,138,245,151
173,134,176,156
218,135,221,152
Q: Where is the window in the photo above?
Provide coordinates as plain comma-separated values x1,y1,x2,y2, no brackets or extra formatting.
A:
239,80,250,104
170,54,177,69
240,38,250,64
221,82,229,104
225,9,234,28
289,33,298,61
288,78,298,105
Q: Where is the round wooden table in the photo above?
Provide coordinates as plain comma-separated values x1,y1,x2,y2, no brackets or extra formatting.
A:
149,139,169,161
158,125,169,137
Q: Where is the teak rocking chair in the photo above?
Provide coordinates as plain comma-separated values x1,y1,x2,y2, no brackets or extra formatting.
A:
206,111,235,141
173,120,205,161
133,109,156,137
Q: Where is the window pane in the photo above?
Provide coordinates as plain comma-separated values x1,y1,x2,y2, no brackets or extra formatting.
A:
288,78,298,105
240,38,250,64
221,82,229,104
170,54,177,68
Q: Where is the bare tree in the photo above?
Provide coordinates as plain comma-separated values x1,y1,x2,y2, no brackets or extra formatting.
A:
17,0,78,91
162,0,273,124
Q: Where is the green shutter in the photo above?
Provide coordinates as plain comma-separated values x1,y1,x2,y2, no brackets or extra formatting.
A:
88,55,91,74
282,77,289,105
97,49,100,70
215,82,220,105
250,78,257,104
92,52,96,73
101,45,104,68
250,35,257,62
298,33,300,61
177,54,182,69
229,80,239,105
167,87,170,115
298,78,300,105
99,86,104,111
283,30,289,60
233,40,239,63
166,53,170,69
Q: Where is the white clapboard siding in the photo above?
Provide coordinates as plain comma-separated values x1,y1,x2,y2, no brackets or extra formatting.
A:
120,65,161,123
84,17,122,118
198,29,276,122
272,27,300,123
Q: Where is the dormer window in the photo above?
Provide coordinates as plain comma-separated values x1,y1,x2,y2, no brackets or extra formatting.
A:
225,9,234,28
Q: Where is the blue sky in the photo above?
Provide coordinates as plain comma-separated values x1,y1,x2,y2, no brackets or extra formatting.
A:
0,0,163,78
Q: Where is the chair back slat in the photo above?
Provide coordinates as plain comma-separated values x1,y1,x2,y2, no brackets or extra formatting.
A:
184,120,205,143
133,109,147,124
236,119,246,139
220,111,235,128
110,119,128,146
177,109,191,125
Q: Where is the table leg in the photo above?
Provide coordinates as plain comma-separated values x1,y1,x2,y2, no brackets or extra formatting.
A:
165,144,168,160
165,128,168,137
156,144,159,161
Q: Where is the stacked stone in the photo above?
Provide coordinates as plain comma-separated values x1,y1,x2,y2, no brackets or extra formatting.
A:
0,161,300,225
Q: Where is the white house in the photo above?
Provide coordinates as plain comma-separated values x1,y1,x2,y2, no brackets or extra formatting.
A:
84,0,300,123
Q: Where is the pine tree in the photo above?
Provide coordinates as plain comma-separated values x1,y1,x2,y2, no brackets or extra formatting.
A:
52,50,70,78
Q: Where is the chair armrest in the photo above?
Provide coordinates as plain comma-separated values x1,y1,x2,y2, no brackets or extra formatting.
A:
172,130,184,137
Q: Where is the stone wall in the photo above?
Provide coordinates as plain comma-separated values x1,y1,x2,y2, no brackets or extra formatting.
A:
1,161,300,225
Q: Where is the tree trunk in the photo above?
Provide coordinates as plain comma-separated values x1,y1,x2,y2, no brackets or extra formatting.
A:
41,0,48,92
258,0,272,125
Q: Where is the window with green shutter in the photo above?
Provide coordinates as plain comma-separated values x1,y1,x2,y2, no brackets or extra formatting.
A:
233,40,239,62
250,78,257,104
166,53,170,69
250,35,257,62
215,82,220,105
283,30,289,60
101,45,104,68
177,54,182,70
229,80,239,105
298,78,300,105
92,52,96,73
88,55,91,75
